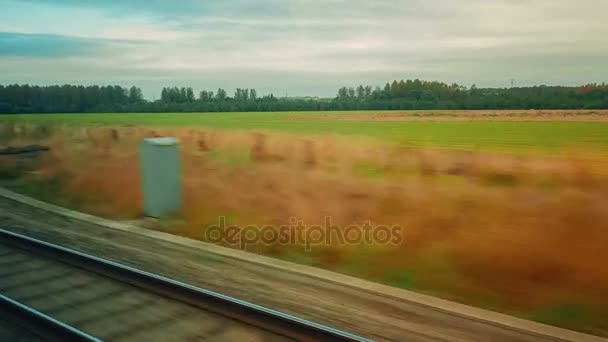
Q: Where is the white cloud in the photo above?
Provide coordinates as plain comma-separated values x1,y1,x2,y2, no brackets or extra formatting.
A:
1,0,607,96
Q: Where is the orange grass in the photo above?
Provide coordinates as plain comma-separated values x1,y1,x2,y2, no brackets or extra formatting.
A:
2,123,608,334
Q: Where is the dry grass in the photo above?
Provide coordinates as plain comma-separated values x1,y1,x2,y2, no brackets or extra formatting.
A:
2,123,608,334
286,109,608,121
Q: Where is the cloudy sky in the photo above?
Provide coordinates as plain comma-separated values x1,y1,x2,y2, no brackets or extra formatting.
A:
1,0,607,98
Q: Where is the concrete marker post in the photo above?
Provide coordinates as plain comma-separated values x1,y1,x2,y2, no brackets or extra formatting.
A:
139,137,182,218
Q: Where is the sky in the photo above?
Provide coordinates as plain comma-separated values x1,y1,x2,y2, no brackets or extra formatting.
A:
0,0,607,98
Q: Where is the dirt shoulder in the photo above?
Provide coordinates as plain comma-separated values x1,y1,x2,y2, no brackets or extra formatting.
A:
0,190,604,342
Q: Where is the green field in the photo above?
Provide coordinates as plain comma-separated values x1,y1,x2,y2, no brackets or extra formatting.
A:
3,111,608,151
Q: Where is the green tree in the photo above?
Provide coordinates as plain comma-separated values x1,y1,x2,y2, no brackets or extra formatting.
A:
347,87,355,97
186,87,195,102
216,88,227,100
356,85,365,98
129,86,144,103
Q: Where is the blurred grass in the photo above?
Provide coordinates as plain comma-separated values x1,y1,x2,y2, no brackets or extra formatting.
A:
207,149,252,167
3,112,608,151
2,123,608,336
1,176,81,211
352,161,386,178
528,304,589,330
383,269,417,290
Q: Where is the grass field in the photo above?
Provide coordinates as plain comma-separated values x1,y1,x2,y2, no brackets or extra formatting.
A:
1,110,608,335
3,110,608,151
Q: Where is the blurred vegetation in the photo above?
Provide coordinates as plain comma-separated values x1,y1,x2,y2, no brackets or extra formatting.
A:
2,122,608,336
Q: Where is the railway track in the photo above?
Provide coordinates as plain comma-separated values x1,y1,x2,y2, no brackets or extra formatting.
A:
0,228,372,342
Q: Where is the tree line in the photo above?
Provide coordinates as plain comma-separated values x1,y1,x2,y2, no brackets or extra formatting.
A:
0,84,143,113
1,80,607,114
335,80,608,110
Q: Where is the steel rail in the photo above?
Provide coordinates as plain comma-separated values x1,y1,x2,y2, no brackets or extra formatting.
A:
0,228,373,342
0,293,102,342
